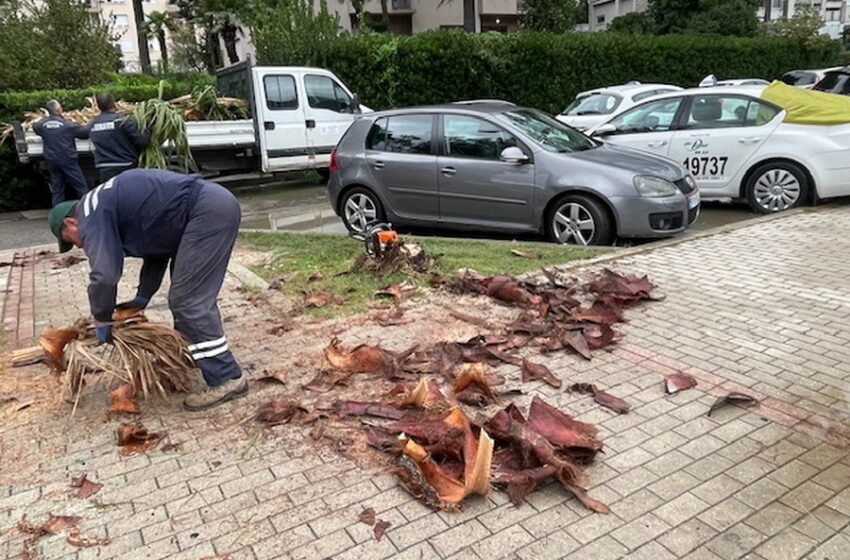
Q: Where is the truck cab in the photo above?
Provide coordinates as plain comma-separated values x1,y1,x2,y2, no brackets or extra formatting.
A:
218,62,369,173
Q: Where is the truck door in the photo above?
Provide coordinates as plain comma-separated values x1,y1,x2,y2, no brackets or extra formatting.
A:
254,70,309,172
302,73,359,168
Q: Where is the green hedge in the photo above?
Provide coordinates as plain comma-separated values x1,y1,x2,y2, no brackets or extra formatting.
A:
259,31,841,113
0,74,215,122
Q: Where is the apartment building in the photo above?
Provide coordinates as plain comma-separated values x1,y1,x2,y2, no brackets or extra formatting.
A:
86,0,172,72
758,0,849,39
321,0,522,34
588,0,647,31
589,0,850,37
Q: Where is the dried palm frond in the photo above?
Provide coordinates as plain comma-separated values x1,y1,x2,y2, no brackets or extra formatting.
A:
39,315,196,410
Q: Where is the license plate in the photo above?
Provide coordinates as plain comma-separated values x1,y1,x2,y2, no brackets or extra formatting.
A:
688,192,700,209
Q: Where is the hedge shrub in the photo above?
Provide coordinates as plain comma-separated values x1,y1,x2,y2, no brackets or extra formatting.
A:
259,31,841,113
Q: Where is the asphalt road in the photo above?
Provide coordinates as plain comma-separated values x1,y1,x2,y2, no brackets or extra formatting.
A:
0,180,757,252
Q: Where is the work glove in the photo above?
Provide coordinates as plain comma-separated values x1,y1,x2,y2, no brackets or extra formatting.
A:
95,324,113,345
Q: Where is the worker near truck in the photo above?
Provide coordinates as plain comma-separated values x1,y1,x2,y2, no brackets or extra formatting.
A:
83,93,151,183
46,169,248,411
33,100,90,206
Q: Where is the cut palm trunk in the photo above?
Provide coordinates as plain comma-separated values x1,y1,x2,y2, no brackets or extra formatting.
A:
9,346,46,367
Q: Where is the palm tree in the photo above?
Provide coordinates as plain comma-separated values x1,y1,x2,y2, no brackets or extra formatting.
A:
145,11,174,71
131,0,152,73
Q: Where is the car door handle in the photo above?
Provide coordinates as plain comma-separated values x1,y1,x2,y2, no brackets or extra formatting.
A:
739,136,762,144
647,140,668,148
263,121,275,131
305,119,316,129
372,160,385,169
441,166,457,176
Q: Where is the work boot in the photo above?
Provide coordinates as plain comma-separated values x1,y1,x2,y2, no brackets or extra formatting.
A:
183,377,248,412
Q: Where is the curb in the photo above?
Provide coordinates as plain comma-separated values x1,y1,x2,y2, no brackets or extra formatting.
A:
541,206,810,273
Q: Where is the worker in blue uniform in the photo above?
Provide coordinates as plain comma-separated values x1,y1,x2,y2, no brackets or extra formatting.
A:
46,169,247,411
82,92,151,183
33,100,90,206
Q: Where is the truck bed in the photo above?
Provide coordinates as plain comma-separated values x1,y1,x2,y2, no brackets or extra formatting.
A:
17,119,257,162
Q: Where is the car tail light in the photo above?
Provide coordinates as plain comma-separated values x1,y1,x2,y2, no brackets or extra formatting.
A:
329,148,339,172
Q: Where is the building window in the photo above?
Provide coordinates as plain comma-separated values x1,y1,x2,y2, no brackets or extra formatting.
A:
596,15,606,23
116,40,134,53
112,14,129,27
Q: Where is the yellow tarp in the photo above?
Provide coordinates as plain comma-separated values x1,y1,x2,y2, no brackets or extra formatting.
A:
761,81,850,125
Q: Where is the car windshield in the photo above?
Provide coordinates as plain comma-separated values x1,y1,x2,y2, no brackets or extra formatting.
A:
563,93,622,116
781,72,816,86
498,109,598,153
814,72,850,95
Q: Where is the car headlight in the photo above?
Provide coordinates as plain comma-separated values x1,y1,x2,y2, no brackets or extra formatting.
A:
633,176,678,197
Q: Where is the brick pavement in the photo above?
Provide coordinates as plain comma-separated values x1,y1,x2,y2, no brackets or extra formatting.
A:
1,208,850,559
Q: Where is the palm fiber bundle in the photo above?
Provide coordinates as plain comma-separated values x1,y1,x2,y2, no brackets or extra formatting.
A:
39,314,196,408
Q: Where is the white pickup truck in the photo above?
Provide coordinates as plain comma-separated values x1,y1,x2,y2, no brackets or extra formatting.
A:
13,61,368,178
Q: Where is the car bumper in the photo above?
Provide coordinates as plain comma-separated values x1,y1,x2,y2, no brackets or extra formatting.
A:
610,191,699,238
327,173,343,215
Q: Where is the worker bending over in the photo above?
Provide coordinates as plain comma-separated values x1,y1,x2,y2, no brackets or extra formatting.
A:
47,169,246,411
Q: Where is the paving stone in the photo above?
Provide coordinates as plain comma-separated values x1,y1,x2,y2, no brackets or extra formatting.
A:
754,528,816,560
704,522,766,559
654,492,711,526
658,518,718,558
428,519,490,558
698,498,755,532
779,481,835,513
516,529,581,560
611,512,671,550
743,502,802,536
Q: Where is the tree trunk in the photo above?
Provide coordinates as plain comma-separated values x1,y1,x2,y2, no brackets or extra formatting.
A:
132,0,152,73
462,0,476,32
222,25,240,64
379,0,390,28
157,29,168,70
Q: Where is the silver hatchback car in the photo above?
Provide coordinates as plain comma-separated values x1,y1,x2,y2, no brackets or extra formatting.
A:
327,103,699,245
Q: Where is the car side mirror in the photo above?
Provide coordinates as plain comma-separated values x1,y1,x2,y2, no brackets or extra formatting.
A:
500,146,528,164
351,93,362,115
592,123,617,137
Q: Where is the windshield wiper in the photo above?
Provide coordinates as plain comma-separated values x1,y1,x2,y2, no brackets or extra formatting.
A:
576,110,602,115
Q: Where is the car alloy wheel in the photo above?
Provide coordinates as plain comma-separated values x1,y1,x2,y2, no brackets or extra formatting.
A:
752,169,801,212
552,202,596,246
343,192,378,233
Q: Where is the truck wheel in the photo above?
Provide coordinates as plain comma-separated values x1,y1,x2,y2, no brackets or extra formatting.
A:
745,162,809,214
547,194,614,246
341,188,385,234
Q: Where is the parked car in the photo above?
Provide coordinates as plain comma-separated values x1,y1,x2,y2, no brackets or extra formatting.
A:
328,103,699,246
716,79,770,87
556,82,682,132
586,85,850,213
780,68,843,89
812,67,850,96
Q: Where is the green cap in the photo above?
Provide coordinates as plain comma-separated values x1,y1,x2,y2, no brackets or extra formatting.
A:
48,200,78,253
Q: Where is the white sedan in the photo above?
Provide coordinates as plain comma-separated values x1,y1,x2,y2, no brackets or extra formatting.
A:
586,85,850,213
556,82,682,132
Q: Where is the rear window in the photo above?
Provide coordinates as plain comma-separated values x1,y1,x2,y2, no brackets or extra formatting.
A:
263,75,298,110
781,71,817,86
814,72,850,95
563,93,622,116
366,115,433,154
